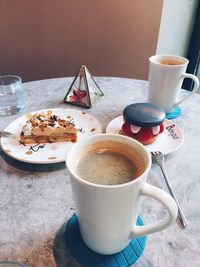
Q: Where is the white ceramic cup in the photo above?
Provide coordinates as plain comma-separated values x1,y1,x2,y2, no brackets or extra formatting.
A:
66,133,178,255
148,54,199,113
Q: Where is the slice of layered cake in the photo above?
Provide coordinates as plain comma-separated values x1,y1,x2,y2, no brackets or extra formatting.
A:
20,110,77,144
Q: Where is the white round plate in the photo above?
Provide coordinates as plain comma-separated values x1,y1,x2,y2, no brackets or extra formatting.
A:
1,108,102,164
106,116,184,155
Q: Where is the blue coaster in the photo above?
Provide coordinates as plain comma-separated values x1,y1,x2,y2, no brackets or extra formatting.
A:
66,213,146,267
166,106,181,119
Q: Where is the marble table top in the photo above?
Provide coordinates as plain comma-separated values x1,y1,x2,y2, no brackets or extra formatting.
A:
0,77,200,267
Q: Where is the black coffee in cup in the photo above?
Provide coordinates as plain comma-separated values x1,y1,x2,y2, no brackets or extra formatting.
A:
75,141,146,185
158,58,184,65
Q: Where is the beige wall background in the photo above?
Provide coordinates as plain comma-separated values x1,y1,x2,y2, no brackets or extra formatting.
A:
0,0,163,82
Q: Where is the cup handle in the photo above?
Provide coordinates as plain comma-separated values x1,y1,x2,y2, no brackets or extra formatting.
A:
130,183,178,239
173,73,199,108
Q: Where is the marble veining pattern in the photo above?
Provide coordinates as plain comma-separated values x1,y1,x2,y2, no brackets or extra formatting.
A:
0,77,200,267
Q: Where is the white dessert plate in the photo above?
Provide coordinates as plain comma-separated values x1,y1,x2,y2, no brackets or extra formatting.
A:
106,116,184,155
1,108,102,164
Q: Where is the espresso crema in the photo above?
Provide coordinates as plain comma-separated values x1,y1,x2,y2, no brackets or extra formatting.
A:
75,141,146,185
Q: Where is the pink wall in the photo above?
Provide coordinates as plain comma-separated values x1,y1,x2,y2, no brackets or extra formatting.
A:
0,0,163,82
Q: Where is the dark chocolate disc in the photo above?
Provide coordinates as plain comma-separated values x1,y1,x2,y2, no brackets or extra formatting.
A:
123,103,165,127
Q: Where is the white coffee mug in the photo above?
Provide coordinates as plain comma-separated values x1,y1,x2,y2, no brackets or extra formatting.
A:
66,133,178,255
148,54,199,113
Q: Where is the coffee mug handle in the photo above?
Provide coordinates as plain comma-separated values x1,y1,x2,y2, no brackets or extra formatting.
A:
174,73,199,108
130,183,178,238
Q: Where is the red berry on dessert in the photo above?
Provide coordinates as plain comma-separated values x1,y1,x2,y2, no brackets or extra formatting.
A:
120,103,165,145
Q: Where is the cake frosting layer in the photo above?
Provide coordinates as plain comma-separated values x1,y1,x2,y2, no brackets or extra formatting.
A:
20,110,77,144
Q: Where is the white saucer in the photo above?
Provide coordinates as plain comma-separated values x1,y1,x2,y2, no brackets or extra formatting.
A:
1,108,102,164
106,116,184,155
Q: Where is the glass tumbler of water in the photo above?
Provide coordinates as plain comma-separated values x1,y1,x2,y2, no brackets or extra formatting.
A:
0,75,25,116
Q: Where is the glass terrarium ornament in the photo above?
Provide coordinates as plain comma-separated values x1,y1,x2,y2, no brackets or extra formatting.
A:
64,65,104,108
